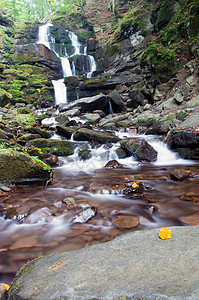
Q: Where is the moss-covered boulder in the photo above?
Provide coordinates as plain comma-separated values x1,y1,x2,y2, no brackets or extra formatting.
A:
0,88,12,107
0,149,52,185
120,138,158,162
27,138,76,156
73,128,120,144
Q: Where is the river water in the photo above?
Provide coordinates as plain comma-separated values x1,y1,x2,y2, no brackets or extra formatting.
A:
0,25,199,288
0,132,199,285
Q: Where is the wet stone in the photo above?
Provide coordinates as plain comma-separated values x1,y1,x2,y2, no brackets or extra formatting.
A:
62,197,77,209
170,169,192,181
112,215,139,229
73,206,97,223
25,207,52,224
104,160,123,169
180,192,199,202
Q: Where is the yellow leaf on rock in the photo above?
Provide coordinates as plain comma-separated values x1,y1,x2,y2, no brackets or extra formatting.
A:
132,182,139,189
159,227,172,240
0,283,10,294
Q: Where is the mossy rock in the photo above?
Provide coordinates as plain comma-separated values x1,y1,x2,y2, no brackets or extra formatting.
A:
0,149,52,185
0,88,12,107
27,139,76,156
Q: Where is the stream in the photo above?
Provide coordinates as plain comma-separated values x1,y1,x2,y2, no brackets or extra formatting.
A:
0,24,199,288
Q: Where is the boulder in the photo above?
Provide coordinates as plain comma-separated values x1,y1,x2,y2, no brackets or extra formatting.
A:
121,138,158,162
56,125,77,139
0,88,12,107
27,138,76,156
11,43,62,75
73,128,120,144
8,226,199,300
0,149,52,185
58,94,110,114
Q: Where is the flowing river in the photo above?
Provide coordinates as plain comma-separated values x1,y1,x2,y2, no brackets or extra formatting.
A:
0,25,199,288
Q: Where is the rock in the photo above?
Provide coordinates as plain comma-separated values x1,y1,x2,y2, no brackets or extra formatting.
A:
45,154,59,166
0,149,52,185
12,43,62,75
26,127,51,139
62,197,77,209
73,206,97,223
128,88,145,108
137,111,159,126
0,88,12,107
25,207,52,224
58,94,110,114
174,90,184,104
167,128,199,150
82,113,101,123
27,138,76,156
0,184,11,192
104,160,123,169
17,133,41,144
78,149,92,160
112,215,139,228
56,125,76,139
170,169,192,181
73,128,120,144
108,91,126,112
9,226,199,300
121,138,158,162
153,80,176,101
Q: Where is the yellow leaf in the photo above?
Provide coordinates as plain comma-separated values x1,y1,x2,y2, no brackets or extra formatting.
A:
0,283,10,294
132,182,139,189
159,227,172,240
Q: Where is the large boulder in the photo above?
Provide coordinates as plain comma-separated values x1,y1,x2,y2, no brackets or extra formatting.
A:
58,94,110,114
11,43,62,75
121,138,158,162
0,88,12,107
27,139,76,156
8,225,199,300
0,149,52,185
73,128,121,144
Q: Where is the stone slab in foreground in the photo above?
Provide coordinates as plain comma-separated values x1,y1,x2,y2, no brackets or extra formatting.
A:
8,226,199,300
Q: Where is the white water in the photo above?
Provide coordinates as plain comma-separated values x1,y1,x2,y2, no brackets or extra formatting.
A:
68,31,81,55
37,24,97,105
37,23,53,48
87,55,97,78
52,79,67,105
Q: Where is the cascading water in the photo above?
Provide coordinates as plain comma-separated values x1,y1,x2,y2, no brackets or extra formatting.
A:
37,24,97,105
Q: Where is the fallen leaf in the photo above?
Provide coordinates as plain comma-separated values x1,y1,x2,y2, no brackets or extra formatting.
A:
158,227,172,240
0,283,10,295
132,182,139,189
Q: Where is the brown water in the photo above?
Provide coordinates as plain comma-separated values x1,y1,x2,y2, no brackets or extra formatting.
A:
0,161,199,287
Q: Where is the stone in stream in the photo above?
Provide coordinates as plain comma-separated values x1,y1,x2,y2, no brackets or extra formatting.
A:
170,169,192,181
112,215,139,228
73,127,121,144
104,159,123,169
120,138,158,162
62,197,77,209
25,207,52,224
73,206,97,223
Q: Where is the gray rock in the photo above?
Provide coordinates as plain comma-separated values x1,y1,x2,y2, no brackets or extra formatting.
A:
8,225,199,300
58,94,110,114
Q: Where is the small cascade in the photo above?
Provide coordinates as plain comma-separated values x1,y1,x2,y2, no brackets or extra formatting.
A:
60,57,72,77
37,24,52,48
68,31,81,55
109,101,113,114
52,79,67,105
87,55,97,78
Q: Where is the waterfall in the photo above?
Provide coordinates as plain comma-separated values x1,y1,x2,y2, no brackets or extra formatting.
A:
87,55,97,78
68,31,81,55
37,24,97,105
52,79,67,105
109,101,113,114
37,24,53,48
60,57,72,77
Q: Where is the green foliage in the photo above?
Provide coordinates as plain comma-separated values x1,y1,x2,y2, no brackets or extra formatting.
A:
114,8,139,41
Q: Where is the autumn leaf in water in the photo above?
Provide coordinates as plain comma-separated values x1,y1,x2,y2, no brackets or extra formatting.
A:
159,227,172,240
132,182,139,189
